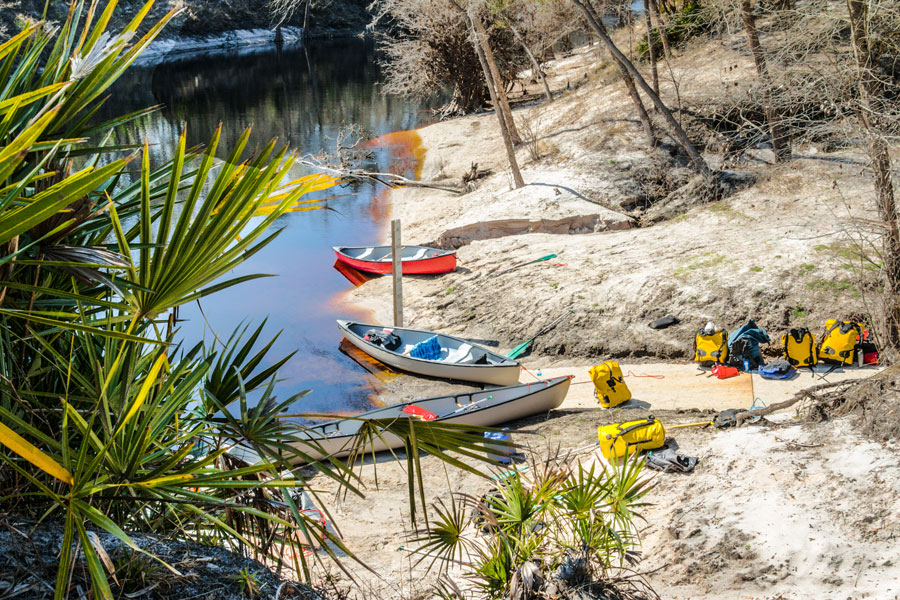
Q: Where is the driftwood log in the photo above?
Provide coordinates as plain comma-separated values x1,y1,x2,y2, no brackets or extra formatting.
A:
734,378,862,427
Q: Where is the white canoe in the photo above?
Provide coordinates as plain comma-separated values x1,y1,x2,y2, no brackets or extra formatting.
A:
289,376,571,463
337,320,522,386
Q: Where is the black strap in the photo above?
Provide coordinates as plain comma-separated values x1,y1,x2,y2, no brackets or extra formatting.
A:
822,321,861,362
808,332,815,365
786,330,815,366
609,418,655,441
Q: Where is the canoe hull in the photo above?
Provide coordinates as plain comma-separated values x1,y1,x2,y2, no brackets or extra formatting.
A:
333,246,457,275
338,320,521,386
290,377,571,463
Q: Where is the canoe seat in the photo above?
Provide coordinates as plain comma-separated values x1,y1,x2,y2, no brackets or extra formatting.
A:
357,247,374,259
378,247,429,262
444,343,473,364
458,350,490,365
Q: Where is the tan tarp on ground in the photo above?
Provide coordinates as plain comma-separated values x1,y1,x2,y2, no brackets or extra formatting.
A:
525,363,881,413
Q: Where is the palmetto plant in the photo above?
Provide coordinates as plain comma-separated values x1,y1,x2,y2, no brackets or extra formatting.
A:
0,1,502,597
414,453,655,600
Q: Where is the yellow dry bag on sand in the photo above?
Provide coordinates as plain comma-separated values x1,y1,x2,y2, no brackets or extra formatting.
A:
589,361,631,408
597,417,666,460
782,328,817,367
694,329,728,364
819,320,863,365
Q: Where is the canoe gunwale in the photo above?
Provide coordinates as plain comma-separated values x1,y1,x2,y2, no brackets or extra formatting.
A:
333,245,456,264
337,320,521,386
291,375,572,463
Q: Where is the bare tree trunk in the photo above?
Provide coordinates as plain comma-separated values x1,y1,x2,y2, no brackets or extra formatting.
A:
303,0,311,38
644,0,659,96
847,0,900,352
648,0,672,58
509,24,553,103
466,9,525,188
739,0,790,161
571,0,712,178
470,12,522,144
613,51,657,147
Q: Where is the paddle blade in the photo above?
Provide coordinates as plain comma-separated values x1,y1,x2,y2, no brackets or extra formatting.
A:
506,340,532,359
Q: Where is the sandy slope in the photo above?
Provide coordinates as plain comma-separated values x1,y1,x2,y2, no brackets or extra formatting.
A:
316,38,898,600
345,42,878,370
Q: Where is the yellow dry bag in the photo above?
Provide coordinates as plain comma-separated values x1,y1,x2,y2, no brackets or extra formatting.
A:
782,328,817,367
819,320,863,365
597,417,666,460
694,328,728,364
589,361,632,408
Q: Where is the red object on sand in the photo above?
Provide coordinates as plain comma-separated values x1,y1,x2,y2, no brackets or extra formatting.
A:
401,405,438,420
333,245,456,275
711,364,739,379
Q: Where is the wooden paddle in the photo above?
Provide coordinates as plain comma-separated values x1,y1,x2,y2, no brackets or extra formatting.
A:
668,421,714,430
507,309,573,359
487,253,557,278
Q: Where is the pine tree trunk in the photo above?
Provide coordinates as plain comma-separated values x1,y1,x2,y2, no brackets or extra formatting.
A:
644,0,659,96
470,12,522,144
739,0,789,161
509,24,553,102
572,0,712,179
467,9,525,189
847,0,900,352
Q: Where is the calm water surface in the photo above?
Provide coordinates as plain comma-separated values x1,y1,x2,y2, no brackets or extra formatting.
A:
103,39,437,415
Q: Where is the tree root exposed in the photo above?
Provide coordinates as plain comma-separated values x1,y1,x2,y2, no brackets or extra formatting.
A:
735,365,900,443
734,378,863,427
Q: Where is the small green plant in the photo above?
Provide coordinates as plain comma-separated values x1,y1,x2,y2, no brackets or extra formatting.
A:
445,285,456,295
800,263,816,272
550,282,559,289
813,242,881,272
231,569,263,598
414,454,654,599
806,279,861,298
674,254,732,280
750,266,763,273
791,306,808,319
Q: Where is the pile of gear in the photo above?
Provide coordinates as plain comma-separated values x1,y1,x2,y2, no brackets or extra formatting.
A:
693,318,877,379
584,318,879,475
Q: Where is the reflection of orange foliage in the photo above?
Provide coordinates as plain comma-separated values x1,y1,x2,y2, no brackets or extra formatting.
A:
363,129,427,227
365,129,426,180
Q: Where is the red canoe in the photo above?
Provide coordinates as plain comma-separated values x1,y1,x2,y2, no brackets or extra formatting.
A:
333,245,457,275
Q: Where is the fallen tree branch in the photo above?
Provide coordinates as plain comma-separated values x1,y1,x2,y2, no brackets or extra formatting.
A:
298,159,465,194
734,378,862,426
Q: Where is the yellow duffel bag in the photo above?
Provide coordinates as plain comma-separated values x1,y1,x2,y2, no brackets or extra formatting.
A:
597,417,666,460
589,361,632,408
819,319,863,365
694,328,728,365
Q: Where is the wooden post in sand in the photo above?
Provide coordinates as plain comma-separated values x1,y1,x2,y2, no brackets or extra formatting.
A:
391,219,403,327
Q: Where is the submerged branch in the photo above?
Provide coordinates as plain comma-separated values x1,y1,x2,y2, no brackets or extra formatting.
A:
298,160,464,194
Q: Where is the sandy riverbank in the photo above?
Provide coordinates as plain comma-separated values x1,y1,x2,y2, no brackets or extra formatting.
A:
314,38,900,600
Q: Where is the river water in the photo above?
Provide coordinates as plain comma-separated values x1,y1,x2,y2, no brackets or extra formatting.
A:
103,39,437,415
